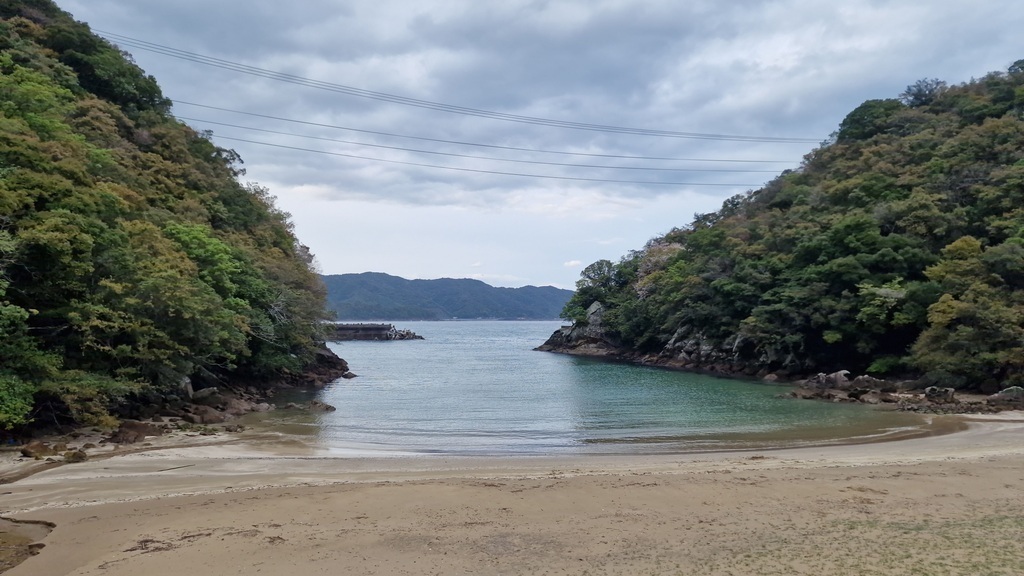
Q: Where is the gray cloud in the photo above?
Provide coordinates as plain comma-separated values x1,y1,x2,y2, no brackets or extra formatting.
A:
58,0,1024,287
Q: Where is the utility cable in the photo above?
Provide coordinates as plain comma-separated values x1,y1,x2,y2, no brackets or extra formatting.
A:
209,135,764,187
175,101,797,164
98,30,820,144
180,116,785,174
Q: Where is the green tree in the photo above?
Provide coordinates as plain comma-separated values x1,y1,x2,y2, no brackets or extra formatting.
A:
899,78,948,107
911,237,1024,389
836,99,906,141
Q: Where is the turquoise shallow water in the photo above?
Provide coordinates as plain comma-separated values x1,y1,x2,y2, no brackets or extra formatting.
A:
292,321,926,455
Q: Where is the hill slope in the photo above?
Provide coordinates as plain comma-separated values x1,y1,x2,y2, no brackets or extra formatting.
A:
322,272,573,320
0,1,334,428
556,64,1024,392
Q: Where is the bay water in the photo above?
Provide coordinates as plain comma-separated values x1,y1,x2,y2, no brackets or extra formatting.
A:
264,321,927,456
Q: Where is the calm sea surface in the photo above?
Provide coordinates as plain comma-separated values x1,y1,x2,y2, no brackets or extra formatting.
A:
263,321,927,456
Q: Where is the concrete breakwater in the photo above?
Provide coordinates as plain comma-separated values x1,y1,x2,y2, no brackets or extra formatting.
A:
326,323,424,341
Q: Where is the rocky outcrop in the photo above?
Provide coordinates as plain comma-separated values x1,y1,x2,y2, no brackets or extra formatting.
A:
801,371,853,390
662,330,757,375
182,405,229,425
535,302,622,357
789,374,1015,414
287,346,354,387
538,312,1020,414
101,345,351,428
537,307,772,378
788,377,901,405
176,388,277,424
93,346,351,428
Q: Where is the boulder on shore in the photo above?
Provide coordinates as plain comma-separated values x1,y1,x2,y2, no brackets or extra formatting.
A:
182,405,228,425
20,441,56,459
924,386,956,404
108,420,165,444
63,450,89,463
987,386,1024,405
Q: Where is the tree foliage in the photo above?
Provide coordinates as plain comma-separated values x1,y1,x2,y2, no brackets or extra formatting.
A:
565,60,1024,390
899,78,948,107
0,3,332,428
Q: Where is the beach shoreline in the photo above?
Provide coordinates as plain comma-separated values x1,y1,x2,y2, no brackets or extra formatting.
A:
3,411,1023,575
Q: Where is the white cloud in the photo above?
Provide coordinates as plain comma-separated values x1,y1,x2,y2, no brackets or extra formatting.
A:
469,273,527,284
563,260,582,267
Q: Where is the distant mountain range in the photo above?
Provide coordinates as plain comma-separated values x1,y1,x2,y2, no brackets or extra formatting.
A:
321,273,574,320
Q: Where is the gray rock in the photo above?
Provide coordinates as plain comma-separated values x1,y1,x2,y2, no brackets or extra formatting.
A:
852,375,885,388
924,386,956,404
223,398,256,417
308,400,337,412
63,450,89,463
804,373,831,389
825,370,852,389
987,386,1024,404
847,388,872,401
180,376,194,400
183,405,227,424
108,420,165,444
191,387,220,401
581,301,607,340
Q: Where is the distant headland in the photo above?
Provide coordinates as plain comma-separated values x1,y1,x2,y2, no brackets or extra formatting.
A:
321,272,573,320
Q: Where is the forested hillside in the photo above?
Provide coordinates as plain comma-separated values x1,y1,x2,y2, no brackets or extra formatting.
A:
560,64,1024,392
323,272,573,320
0,1,333,429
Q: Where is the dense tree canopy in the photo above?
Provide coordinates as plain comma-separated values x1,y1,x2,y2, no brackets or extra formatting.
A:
563,63,1024,392
0,2,332,428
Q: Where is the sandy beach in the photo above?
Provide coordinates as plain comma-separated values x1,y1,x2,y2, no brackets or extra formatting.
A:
3,413,1023,576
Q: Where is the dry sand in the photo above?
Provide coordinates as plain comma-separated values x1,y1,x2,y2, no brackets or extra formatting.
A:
3,413,1023,576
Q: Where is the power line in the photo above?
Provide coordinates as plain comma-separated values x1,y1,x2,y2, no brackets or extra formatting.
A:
209,135,764,188
179,116,785,174
175,101,797,164
98,30,821,144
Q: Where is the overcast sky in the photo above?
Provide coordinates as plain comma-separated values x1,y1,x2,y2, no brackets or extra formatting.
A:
58,0,1024,288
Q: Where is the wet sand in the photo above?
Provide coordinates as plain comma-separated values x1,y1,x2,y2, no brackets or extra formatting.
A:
3,413,1023,575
